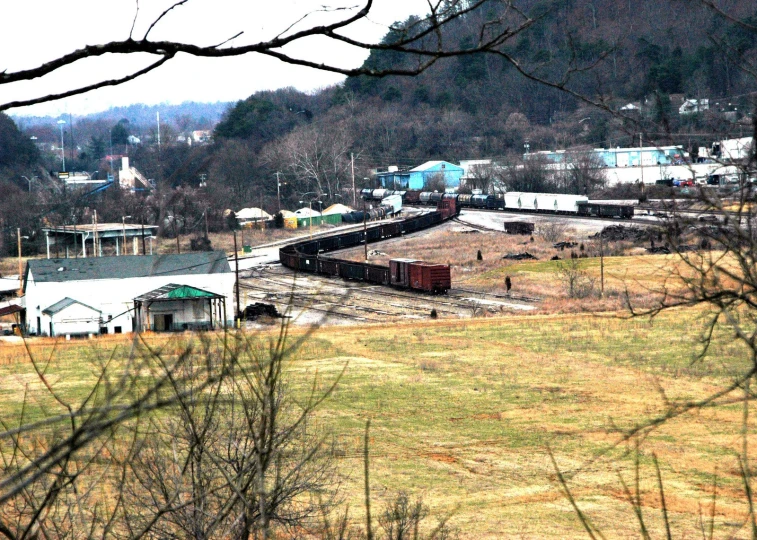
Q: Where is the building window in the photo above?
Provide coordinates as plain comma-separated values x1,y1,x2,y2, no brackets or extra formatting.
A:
114,326,122,334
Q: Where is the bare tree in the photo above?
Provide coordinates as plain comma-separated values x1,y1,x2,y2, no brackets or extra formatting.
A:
0,0,542,112
0,322,343,538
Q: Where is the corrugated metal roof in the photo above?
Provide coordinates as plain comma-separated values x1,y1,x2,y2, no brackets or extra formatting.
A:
409,160,463,172
28,251,231,283
134,283,222,302
0,304,23,317
43,297,101,315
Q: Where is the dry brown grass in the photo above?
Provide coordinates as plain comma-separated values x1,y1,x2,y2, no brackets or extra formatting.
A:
1,308,754,537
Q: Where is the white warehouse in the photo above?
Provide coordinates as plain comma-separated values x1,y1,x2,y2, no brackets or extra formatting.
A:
23,252,234,337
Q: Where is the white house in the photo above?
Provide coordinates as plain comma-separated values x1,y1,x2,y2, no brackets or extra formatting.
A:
23,252,234,337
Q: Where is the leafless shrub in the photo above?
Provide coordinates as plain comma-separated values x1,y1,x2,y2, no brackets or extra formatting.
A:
0,322,343,538
538,221,569,243
555,258,595,299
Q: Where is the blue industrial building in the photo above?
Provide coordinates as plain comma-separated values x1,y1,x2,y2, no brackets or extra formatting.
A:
527,146,686,168
377,161,464,190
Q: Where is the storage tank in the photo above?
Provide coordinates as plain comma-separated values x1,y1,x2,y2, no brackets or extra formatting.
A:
419,192,432,204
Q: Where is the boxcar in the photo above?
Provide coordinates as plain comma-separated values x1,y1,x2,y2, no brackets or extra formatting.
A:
408,262,451,293
389,258,418,288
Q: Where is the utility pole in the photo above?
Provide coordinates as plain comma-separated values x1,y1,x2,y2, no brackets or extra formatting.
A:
599,232,604,297
363,199,368,261
275,172,281,211
17,228,23,296
233,230,240,327
93,210,99,257
173,208,180,253
141,217,146,255
639,133,644,186
351,153,356,207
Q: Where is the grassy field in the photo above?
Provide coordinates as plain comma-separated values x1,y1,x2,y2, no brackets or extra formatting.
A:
1,308,754,538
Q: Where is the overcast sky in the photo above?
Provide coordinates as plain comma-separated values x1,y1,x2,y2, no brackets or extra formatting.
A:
2,0,429,117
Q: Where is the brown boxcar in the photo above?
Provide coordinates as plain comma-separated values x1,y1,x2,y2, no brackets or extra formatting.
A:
408,262,451,293
389,258,418,288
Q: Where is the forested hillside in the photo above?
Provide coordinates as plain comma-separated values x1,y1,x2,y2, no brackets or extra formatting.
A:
2,0,756,253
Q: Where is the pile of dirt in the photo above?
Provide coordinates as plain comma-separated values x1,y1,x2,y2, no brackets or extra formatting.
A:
503,252,538,260
592,225,656,242
553,241,578,249
242,303,283,320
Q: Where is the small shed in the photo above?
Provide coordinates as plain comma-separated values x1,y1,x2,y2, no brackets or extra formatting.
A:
42,297,102,337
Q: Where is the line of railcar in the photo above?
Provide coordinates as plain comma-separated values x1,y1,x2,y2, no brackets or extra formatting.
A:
280,199,458,293
360,189,634,219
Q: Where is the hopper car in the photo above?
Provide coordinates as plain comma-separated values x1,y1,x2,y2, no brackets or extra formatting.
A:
360,189,634,219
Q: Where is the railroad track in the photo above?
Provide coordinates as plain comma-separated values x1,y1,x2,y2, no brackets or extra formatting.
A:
407,204,659,225
238,282,385,322
249,272,463,315
451,217,506,233
254,267,538,312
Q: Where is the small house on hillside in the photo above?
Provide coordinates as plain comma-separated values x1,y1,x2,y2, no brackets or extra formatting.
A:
377,161,464,190
23,252,233,337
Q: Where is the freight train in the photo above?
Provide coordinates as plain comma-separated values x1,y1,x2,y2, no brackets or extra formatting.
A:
360,189,634,219
279,199,457,293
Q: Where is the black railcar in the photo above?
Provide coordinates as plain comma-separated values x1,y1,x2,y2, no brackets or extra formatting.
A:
576,202,634,219
279,200,455,293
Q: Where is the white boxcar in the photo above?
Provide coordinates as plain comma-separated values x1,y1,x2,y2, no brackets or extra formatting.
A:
503,192,522,210
518,193,539,211
555,194,589,213
535,194,558,212
381,194,403,215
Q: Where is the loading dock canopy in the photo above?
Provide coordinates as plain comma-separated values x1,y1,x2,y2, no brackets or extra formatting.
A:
134,284,223,302
133,283,227,332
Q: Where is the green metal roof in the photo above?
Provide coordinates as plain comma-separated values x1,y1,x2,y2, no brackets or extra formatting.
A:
134,283,223,303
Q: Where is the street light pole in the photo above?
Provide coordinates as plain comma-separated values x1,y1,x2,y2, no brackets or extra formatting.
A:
57,119,66,172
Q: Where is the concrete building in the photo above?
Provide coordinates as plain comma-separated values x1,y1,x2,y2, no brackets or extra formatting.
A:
377,161,464,190
23,252,233,337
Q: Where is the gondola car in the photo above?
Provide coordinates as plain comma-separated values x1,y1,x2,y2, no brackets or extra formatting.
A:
576,202,634,219
279,199,455,293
